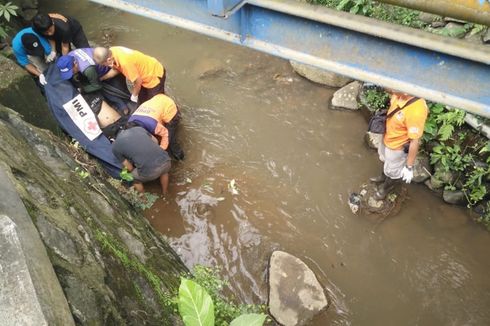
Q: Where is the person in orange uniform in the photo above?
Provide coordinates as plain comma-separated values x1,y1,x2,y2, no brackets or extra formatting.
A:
127,94,184,160
93,46,165,105
371,90,428,199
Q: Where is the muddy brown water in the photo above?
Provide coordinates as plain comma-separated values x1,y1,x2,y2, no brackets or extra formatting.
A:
39,1,490,324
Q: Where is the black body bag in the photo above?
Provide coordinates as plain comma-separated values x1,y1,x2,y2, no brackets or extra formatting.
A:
368,97,419,134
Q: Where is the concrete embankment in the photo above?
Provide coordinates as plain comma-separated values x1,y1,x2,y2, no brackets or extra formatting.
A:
0,55,188,324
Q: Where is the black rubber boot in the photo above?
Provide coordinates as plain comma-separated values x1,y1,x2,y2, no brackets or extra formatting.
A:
369,172,386,183
374,177,398,200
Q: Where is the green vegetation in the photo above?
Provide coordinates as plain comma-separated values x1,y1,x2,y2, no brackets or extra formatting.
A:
422,102,490,216
74,166,90,180
95,230,175,324
177,277,266,326
308,0,424,28
361,87,390,112
190,266,266,325
108,178,158,210
310,0,489,35
0,2,18,39
119,167,134,182
95,233,267,326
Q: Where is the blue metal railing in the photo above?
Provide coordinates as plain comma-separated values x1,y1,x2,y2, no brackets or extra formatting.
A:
89,0,490,117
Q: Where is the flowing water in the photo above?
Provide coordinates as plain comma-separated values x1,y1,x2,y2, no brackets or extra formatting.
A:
39,1,490,324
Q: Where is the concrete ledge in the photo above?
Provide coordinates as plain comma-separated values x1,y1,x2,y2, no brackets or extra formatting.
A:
0,163,74,326
0,215,47,325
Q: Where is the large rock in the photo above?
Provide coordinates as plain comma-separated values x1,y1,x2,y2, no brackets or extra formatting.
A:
0,104,188,325
0,55,56,130
290,60,352,87
418,12,441,24
268,251,328,326
413,154,431,183
443,189,467,206
330,81,362,110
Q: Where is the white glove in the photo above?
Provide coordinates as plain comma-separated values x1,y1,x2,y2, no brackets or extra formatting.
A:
46,51,57,63
401,166,414,184
39,73,47,86
130,94,139,103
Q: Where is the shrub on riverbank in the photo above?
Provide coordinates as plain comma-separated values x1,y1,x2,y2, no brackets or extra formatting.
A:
308,0,488,41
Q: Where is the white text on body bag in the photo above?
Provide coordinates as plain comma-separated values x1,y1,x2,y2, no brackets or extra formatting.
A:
62,94,101,141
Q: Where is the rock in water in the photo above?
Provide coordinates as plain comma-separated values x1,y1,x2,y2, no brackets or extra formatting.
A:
289,60,352,87
268,251,328,326
330,81,362,110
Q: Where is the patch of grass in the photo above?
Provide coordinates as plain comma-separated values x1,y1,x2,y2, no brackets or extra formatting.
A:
94,229,175,323
308,0,425,28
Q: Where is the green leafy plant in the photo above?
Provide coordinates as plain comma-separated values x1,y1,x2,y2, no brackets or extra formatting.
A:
336,0,373,15
423,104,465,143
177,278,266,326
430,144,472,173
178,278,215,326
230,314,267,326
119,167,134,182
463,166,490,206
191,266,266,325
435,108,466,141
362,88,390,112
74,167,90,179
309,0,425,28
0,2,18,39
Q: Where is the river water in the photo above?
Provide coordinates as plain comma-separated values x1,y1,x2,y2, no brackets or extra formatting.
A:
39,1,490,324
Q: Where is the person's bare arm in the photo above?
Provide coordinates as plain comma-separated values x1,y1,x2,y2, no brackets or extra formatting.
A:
24,64,41,76
100,68,119,81
49,39,56,52
61,42,70,55
406,139,420,167
131,77,142,97
48,13,67,22
122,159,134,172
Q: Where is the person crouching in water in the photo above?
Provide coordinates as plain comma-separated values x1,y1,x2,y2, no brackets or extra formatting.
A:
127,93,184,160
372,90,428,199
112,125,171,195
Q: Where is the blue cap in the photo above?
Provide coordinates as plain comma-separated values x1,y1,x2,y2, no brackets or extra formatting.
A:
56,55,75,80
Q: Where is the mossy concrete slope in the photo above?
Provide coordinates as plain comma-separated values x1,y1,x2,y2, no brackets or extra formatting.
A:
0,104,188,325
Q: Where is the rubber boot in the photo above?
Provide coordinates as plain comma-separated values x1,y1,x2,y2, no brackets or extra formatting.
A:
374,177,398,200
369,171,386,183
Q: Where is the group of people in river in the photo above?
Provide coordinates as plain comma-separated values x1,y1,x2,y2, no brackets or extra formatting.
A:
11,13,429,202
12,13,184,196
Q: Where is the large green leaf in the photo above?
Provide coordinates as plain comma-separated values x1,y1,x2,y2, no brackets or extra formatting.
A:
178,278,215,326
230,313,267,326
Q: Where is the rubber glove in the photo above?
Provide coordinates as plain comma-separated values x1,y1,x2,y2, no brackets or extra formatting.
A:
39,73,48,86
401,166,413,184
130,94,138,103
46,51,57,63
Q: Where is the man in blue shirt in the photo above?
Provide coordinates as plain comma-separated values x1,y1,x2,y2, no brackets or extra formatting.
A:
12,27,54,87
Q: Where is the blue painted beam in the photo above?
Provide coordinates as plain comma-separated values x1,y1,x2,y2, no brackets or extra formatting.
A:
89,0,490,117
207,0,244,16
